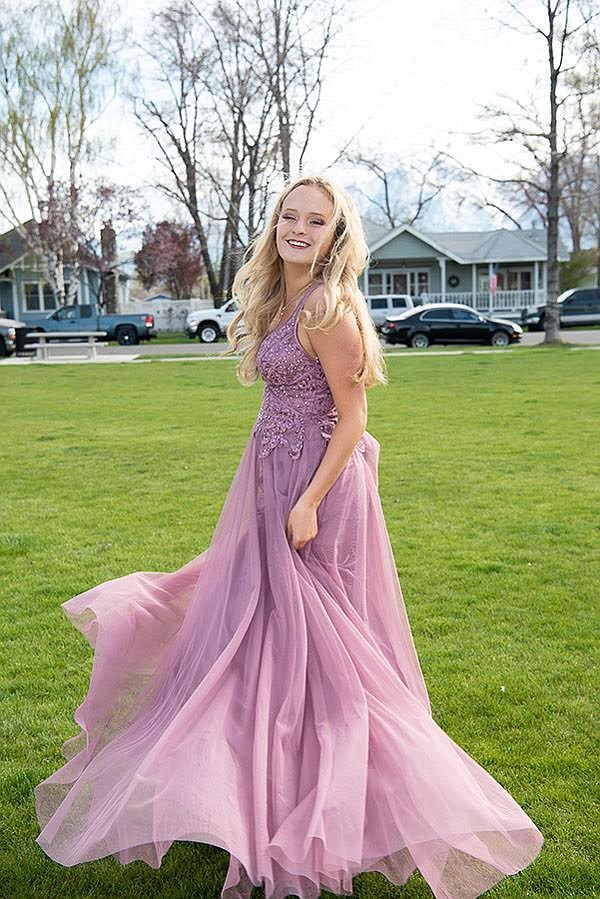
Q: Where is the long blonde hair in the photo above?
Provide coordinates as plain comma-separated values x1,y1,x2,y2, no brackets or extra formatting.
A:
223,174,387,388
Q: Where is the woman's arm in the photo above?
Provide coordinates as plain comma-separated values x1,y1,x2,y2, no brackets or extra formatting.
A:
286,290,367,550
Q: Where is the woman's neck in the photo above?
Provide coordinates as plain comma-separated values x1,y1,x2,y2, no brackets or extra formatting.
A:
283,265,321,299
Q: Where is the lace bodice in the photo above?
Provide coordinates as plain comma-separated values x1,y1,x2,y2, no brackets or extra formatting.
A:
252,281,366,459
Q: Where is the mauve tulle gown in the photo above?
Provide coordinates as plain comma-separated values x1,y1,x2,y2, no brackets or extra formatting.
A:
35,281,543,898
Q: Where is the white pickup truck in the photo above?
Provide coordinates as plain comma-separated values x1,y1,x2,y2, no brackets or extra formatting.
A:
185,299,238,343
185,292,418,342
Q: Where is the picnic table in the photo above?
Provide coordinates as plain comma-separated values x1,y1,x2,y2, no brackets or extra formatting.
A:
25,330,109,361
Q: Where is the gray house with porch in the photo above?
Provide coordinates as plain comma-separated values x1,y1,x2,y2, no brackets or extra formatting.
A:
363,224,570,314
0,223,130,323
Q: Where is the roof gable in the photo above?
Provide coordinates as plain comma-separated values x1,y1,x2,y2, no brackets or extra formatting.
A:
0,222,34,270
368,224,569,263
369,224,467,263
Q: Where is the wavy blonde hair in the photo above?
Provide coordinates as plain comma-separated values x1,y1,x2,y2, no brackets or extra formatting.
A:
222,174,387,388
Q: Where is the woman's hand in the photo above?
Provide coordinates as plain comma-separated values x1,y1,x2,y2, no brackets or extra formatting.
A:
286,496,318,550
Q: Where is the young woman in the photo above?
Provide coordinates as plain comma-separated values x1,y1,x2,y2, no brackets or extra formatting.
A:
35,175,543,898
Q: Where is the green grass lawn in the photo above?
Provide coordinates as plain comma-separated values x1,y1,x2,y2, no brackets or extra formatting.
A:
1,348,598,898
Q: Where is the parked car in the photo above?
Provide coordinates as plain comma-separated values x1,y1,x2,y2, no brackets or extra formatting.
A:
23,303,156,345
366,294,416,329
381,303,523,348
185,299,239,343
521,287,600,331
0,316,26,356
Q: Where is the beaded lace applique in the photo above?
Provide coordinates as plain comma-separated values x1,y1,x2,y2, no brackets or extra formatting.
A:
252,288,366,459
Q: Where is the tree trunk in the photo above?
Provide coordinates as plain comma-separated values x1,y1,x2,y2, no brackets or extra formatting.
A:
543,9,562,346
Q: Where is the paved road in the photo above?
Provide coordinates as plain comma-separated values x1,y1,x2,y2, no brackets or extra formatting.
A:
3,328,599,365
101,328,600,356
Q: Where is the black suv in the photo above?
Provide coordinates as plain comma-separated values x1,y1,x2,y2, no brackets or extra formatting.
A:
521,288,600,331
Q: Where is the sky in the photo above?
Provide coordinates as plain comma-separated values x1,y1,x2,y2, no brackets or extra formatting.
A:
3,0,563,241
94,0,556,238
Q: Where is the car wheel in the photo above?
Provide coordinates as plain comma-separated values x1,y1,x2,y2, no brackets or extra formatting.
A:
198,323,219,343
490,330,510,347
410,332,430,349
117,325,139,346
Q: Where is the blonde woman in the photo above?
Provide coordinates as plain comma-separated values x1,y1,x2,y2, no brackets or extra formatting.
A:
35,175,543,898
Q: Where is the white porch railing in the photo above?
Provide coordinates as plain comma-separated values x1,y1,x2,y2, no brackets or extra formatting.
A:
421,290,545,315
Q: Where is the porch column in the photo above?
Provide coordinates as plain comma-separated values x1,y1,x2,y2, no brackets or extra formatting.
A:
436,256,447,301
11,275,19,319
363,261,369,296
534,261,539,304
488,262,494,312
541,260,547,302
472,263,477,309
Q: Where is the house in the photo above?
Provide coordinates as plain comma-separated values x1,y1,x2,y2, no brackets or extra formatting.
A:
363,224,570,313
0,222,130,323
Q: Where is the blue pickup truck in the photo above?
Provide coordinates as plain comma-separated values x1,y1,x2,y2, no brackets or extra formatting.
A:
24,303,157,345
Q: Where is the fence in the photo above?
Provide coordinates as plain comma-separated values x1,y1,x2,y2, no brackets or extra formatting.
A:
422,290,544,316
119,297,212,332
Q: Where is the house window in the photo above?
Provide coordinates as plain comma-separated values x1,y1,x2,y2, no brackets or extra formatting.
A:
24,282,41,310
368,273,383,293
42,283,57,309
369,269,429,296
415,272,429,295
24,280,61,310
520,271,532,290
479,269,533,291
392,273,408,294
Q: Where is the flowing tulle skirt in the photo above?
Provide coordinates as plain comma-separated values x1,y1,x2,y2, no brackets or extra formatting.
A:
35,428,543,898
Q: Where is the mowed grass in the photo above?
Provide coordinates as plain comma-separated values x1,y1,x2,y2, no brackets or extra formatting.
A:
1,347,598,899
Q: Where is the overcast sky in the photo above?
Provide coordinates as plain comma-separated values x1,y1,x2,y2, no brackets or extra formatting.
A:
3,0,560,237
93,0,558,235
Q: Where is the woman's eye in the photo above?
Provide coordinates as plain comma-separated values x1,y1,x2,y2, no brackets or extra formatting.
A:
311,220,324,226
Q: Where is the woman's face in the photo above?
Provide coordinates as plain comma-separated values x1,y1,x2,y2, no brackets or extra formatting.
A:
275,184,335,269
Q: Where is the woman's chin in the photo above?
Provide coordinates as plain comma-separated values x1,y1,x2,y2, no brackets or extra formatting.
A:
280,253,316,269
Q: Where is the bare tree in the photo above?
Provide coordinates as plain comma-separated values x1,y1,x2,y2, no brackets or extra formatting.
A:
134,0,343,303
231,0,344,177
135,1,277,302
463,0,598,344
343,148,449,231
481,59,600,257
0,0,122,305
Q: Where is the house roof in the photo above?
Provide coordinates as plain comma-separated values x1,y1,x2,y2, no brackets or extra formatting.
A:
0,220,130,276
368,223,570,263
0,222,33,270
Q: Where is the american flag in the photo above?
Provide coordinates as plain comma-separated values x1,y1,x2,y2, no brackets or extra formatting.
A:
489,264,499,296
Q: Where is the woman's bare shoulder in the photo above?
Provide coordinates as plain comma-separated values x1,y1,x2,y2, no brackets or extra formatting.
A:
302,282,327,321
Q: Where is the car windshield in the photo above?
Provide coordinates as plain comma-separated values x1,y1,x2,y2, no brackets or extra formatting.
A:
556,289,576,304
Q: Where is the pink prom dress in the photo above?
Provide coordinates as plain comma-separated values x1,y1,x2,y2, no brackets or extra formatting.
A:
35,281,543,898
